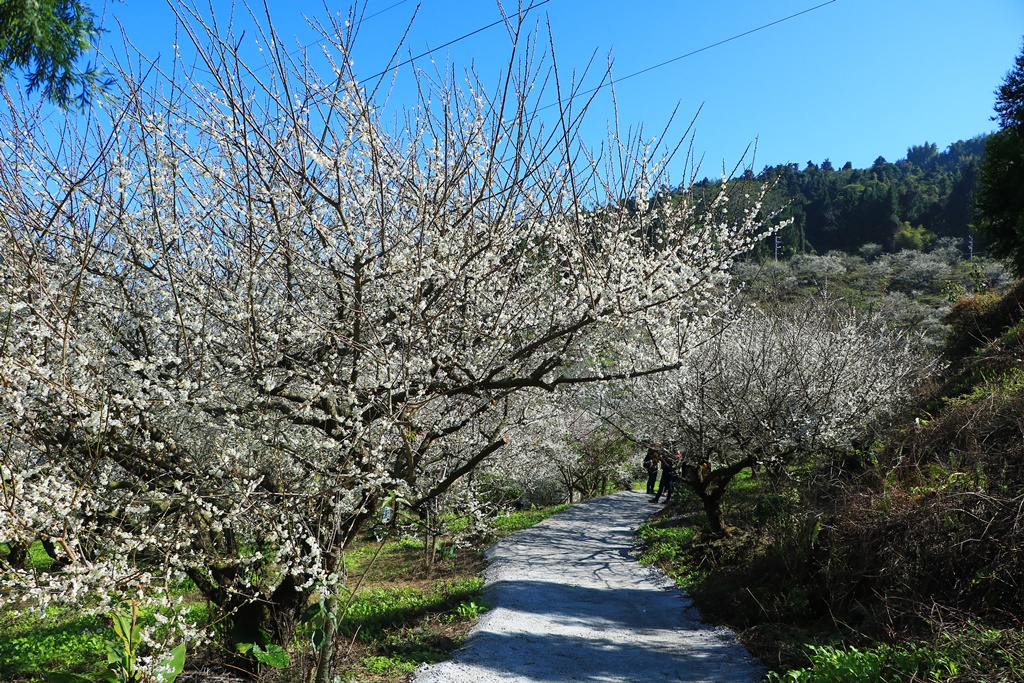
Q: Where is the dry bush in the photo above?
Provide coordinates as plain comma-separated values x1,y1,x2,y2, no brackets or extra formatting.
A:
944,279,1024,358
813,381,1024,635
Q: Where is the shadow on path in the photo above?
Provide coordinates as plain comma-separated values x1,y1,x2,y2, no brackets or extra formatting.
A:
411,490,762,683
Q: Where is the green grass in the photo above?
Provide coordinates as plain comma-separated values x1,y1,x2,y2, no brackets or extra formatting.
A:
0,599,208,682
0,502,567,682
0,541,57,570
360,654,418,675
338,577,485,642
490,504,570,537
635,521,709,589
636,524,696,563
0,611,107,680
768,628,1024,683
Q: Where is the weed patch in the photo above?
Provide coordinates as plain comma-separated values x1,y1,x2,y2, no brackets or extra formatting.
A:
337,578,485,642
768,627,1024,683
0,613,107,679
0,504,540,683
490,504,570,537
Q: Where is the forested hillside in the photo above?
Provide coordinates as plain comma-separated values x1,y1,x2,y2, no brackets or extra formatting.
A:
689,136,988,258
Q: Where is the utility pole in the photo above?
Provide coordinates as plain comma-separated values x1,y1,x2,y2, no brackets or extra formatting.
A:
774,233,780,262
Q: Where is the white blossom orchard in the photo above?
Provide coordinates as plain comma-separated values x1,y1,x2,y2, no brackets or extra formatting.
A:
495,391,637,506
0,4,777,671
601,299,929,531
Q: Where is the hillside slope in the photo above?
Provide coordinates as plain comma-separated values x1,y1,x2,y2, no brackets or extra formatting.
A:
637,281,1024,681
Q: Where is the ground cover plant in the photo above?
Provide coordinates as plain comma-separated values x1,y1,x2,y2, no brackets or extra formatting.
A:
0,502,571,682
638,467,1024,682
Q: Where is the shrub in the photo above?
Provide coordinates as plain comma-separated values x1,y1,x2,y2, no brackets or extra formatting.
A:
944,280,1024,358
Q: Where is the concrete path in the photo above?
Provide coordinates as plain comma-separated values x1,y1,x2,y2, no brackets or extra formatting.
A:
411,490,764,682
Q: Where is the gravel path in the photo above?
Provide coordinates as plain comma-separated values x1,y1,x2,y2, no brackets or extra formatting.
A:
411,490,764,682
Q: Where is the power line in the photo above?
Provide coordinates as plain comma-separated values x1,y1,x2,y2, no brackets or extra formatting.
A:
292,0,411,59
622,0,837,85
539,0,838,111
358,0,554,84
245,0,410,73
185,0,411,76
361,1,411,24
211,0,838,128
352,1,837,110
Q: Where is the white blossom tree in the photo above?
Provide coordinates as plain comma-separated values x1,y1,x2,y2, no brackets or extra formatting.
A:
604,298,929,532
0,3,776,676
496,392,638,505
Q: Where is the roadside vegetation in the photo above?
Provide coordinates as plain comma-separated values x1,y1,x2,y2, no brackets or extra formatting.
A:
637,273,1024,683
630,42,1024,682
0,502,572,682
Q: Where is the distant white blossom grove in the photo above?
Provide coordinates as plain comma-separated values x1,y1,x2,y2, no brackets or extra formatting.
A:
597,298,929,530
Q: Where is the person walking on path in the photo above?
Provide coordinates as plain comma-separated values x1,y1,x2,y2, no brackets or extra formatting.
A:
411,490,762,683
650,450,680,504
643,446,661,495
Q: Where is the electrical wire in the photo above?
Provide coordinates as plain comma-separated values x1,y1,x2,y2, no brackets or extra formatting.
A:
349,0,837,107
538,0,838,111
358,0,553,84
241,0,409,73
216,0,837,104
293,0,410,58
183,0,410,77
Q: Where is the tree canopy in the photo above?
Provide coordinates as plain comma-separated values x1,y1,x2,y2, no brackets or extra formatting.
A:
994,39,1024,130
977,38,1024,275
0,0,108,109
672,136,985,261
0,5,777,678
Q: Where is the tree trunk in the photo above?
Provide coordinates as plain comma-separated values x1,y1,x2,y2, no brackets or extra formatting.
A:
5,541,27,569
227,574,306,655
682,456,754,535
698,491,724,534
313,594,339,683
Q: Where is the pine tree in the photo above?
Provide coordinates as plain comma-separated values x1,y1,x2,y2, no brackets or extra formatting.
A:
977,38,1024,274
994,40,1024,129
0,0,109,109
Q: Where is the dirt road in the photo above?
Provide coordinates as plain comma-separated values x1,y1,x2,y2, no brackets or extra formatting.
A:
411,490,764,682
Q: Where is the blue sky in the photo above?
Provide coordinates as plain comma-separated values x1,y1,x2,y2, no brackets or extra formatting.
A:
91,0,1024,181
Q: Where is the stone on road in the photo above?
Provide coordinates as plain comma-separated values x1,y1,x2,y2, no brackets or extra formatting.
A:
411,490,763,682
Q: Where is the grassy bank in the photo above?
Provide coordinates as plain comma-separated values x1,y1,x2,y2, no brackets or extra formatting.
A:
636,284,1024,681
0,504,570,682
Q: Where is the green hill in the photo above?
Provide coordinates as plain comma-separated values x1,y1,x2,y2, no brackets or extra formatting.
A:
681,136,989,259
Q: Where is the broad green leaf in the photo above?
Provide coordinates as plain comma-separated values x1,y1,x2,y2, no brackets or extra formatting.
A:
105,642,121,665
154,643,186,683
252,643,290,668
299,602,324,623
311,628,326,652
109,611,131,646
